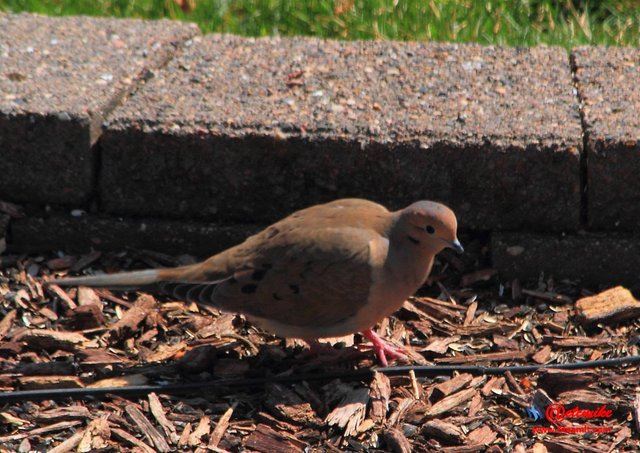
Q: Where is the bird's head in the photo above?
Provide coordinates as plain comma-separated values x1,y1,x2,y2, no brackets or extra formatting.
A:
394,200,463,255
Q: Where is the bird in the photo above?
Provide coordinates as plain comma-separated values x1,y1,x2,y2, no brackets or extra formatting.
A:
48,198,463,365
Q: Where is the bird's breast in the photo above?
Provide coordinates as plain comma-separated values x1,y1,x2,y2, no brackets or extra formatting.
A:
356,249,434,332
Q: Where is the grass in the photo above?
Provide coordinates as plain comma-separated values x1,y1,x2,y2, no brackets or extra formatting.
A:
0,0,639,47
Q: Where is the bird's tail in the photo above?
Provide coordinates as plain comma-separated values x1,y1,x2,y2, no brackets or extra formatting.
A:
45,264,230,305
46,268,176,291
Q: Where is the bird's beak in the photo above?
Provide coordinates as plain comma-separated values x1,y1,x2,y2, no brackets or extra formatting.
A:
449,239,464,254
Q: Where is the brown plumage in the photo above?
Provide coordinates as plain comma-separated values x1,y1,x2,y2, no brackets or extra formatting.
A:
49,198,462,365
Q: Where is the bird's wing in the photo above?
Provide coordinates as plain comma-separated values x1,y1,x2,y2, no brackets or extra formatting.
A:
163,226,386,329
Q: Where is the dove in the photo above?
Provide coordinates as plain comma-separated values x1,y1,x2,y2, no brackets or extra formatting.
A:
48,198,462,365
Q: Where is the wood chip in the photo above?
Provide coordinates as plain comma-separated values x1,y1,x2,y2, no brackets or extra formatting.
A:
537,369,597,396
455,322,518,336
369,372,391,424
610,426,631,451
431,373,473,401
108,294,157,341
557,389,610,409
30,420,83,435
111,427,155,453
575,286,640,325
466,426,496,445
382,427,412,453
325,387,369,436
0,309,16,340
77,286,102,306
409,369,421,399
547,335,613,348
531,388,555,413
48,429,85,453
39,306,59,321
422,419,465,444
177,422,192,448
95,289,133,308
18,375,84,390
0,341,25,357
413,297,464,321
18,438,30,453
435,348,532,364
244,424,306,453
35,406,90,423
209,404,235,448
532,443,548,453
422,336,461,354
424,388,476,418
44,284,77,310
635,393,640,433
125,404,171,452
143,341,188,363
463,302,477,326
89,374,148,388
0,412,28,425
13,329,89,352
481,377,505,397
188,415,211,447
387,398,425,426
76,348,126,366
441,444,494,453
0,434,31,443
504,371,525,395
64,304,106,330
293,381,326,417
77,416,110,452
266,383,318,425
148,392,178,444
532,345,552,364
197,313,236,338
256,411,300,433
467,391,483,417
492,334,519,350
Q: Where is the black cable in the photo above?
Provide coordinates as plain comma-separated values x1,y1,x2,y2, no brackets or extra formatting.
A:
1,355,639,403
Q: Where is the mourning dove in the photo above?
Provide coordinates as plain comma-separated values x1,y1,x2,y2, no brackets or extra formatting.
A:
49,198,462,365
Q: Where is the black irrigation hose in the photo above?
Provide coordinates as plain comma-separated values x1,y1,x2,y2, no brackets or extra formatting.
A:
2,355,640,403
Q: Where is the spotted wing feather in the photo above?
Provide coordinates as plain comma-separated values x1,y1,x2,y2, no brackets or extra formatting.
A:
165,227,378,328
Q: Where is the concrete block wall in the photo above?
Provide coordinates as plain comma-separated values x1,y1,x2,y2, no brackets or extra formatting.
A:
1,13,639,284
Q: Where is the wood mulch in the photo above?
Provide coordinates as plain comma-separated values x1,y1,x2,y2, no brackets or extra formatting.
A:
0,241,639,452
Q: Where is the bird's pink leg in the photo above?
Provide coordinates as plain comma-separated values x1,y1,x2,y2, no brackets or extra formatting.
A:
361,329,407,366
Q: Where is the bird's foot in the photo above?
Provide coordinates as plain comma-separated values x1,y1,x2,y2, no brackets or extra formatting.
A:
361,328,407,366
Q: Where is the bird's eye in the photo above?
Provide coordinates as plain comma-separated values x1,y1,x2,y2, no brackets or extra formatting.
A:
425,225,435,234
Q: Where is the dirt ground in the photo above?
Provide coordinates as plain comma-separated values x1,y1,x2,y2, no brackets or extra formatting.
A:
0,237,639,452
